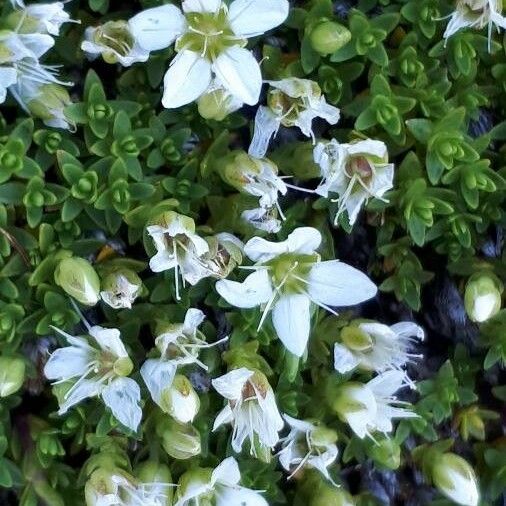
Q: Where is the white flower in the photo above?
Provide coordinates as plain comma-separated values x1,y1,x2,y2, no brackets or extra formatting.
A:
314,139,395,226
333,370,417,439
146,211,210,300
249,78,340,158
22,2,74,36
432,453,479,506
278,415,338,482
241,206,283,233
212,368,284,456
44,323,142,432
444,0,506,48
100,273,142,309
216,227,377,357
334,321,424,380
9,0,25,8
81,21,150,67
0,67,18,104
128,0,289,109
174,457,268,506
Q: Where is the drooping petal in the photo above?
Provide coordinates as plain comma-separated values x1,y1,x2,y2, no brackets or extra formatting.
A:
212,404,234,430
333,343,360,374
89,326,128,358
183,308,206,333
162,50,212,109
248,106,280,159
0,68,17,104
102,377,142,432
307,260,377,308
367,370,408,398
58,378,101,414
272,294,311,357
212,367,253,400
228,0,289,38
390,322,425,341
215,269,273,309
140,359,177,406
211,456,241,487
216,485,269,506
129,5,186,51
213,46,262,106
44,346,93,381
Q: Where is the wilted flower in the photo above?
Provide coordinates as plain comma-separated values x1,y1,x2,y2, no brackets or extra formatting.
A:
464,272,503,323
0,356,25,397
174,456,268,506
54,256,101,306
443,0,506,48
314,139,394,226
82,20,150,67
431,453,479,506
100,269,143,309
146,211,209,300
278,415,338,482
249,78,340,158
128,0,289,109
216,227,377,357
331,370,417,439
212,367,284,456
334,321,424,379
44,322,142,432
85,468,173,506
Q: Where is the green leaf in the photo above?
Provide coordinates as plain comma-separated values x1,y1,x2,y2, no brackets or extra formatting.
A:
0,183,25,204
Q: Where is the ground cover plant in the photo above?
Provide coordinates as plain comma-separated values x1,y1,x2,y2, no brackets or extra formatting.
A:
0,0,505,504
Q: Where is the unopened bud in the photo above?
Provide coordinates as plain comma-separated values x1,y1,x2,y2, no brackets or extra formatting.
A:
198,87,242,121
158,419,201,460
464,272,503,323
0,356,25,397
309,20,351,56
162,374,200,424
54,257,101,306
26,84,72,130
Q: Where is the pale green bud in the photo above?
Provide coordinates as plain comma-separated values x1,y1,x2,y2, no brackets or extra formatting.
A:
198,87,241,121
464,272,503,323
135,461,173,506
159,419,201,460
310,485,355,506
161,374,200,424
431,453,479,506
0,356,25,397
85,468,124,506
309,20,351,56
176,468,214,506
54,257,101,306
311,425,338,447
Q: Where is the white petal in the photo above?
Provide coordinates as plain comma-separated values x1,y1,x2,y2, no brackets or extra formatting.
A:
140,359,177,406
346,139,388,159
307,260,377,307
182,0,221,13
283,414,314,433
213,46,262,106
212,367,253,400
17,33,55,58
183,308,205,333
368,164,395,198
212,404,234,430
333,343,360,374
272,294,311,357
216,486,269,506
244,227,321,263
367,370,407,398
390,322,425,341
102,377,142,432
248,106,280,159
229,0,289,38
162,50,212,109
129,5,186,51
215,269,273,308
211,457,241,487
44,347,93,381
58,379,101,414
0,68,17,103
89,326,128,358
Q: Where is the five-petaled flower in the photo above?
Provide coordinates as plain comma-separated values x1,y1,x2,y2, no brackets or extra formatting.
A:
128,0,289,109
216,227,377,357
314,138,395,226
212,367,284,456
44,321,142,432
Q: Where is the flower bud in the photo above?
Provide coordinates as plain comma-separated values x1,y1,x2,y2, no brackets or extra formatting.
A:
85,468,122,506
100,269,143,309
54,257,101,306
464,273,503,323
310,487,355,506
309,20,351,56
198,87,242,121
158,419,201,460
431,453,479,506
367,437,401,470
135,461,173,506
0,356,25,397
162,374,200,424
176,467,214,505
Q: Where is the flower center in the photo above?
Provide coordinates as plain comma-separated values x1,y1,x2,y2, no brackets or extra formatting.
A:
177,7,245,60
94,21,134,59
268,253,317,294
